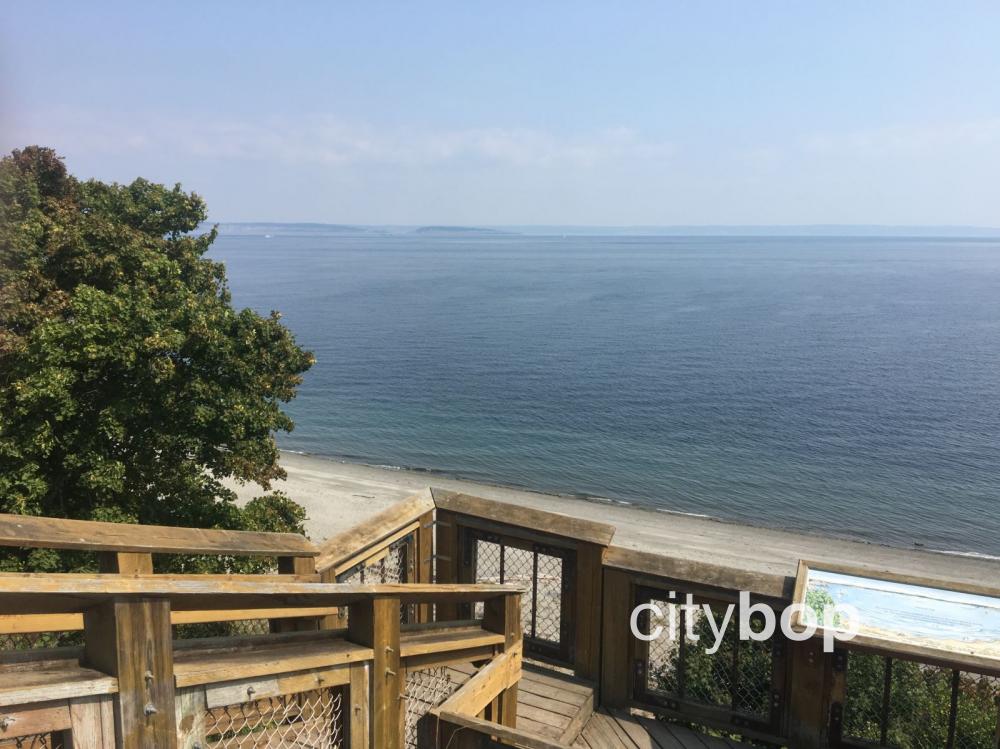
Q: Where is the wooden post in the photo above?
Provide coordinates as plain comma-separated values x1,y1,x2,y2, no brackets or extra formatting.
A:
347,597,402,749
483,592,521,729
435,511,460,621
574,541,606,681
272,556,321,632
600,568,633,708
415,509,435,623
83,597,177,749
785,638,830,749
98,552,153,575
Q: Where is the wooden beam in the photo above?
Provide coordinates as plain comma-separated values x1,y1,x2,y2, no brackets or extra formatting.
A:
482,593,521,653
415,509,435,623
98,552,153,576
437,646,521,718
604,544,791,600
786,639,830,749
82,597,177,748
272,556,321,633
435,510,461,621
348,662,370,749
599,568,632,708
574,542,605,681
0,513,317,557
430,489,616,547
347,598,402,749
316,490,435,573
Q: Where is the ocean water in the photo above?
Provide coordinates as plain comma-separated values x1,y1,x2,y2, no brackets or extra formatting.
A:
209,232,1000,557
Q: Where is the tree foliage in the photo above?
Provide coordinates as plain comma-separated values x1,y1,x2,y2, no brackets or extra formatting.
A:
0,147,314,571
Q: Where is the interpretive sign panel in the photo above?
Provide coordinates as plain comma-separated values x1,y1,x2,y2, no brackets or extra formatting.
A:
793,560,1000,670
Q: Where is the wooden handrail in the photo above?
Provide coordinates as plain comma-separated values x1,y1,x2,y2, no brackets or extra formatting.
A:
436,644,522,717
316,488,435,573
0,576,521,617
431,488,616,546
0,512,318,557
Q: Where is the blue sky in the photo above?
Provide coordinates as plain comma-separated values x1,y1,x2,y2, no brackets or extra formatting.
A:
2,2,1000,226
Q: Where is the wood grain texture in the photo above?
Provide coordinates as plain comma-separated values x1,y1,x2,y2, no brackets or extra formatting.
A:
599,568,632,708
0,513,317,557
347,598,402,749
82,598,177,749
430,489,616,547
315,489,434,572
574,542,605,681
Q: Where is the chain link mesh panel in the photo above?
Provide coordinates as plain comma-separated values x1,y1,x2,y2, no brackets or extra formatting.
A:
204,687,344,748
403,666,463,749
0,631,79,651
174,619,272,640
642,598,773,723
338,538,414,622
470,537,564,648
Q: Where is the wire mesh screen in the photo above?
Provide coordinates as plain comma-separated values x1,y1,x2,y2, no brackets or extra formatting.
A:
844,652,1000,749
403,666,463,749
0,734,53,749
469,534,568,659
204,687,344,748
338,537,414,622
0,631,79,651
174,618,272,640
641,596,775,725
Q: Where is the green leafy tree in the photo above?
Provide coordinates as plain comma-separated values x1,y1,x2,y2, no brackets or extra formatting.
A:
0,146,314,572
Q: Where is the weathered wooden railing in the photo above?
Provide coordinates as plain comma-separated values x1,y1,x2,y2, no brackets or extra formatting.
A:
0,512,521,749
5,491,999,749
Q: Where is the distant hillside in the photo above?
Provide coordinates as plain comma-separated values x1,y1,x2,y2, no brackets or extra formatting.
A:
411,226,516,236
205,222,386,237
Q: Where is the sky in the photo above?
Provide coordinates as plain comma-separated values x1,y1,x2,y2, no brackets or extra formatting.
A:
2,2,1000,227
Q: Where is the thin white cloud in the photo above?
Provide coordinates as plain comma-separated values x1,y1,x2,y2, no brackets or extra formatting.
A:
3,111,675,170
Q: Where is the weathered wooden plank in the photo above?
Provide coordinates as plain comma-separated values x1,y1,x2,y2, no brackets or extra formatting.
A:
437,646,521,717
175,686,207,749
785,639,830,749
482,593,522,652
416,509,435,623
430,489,616,547
0,513,317,557
0,700,72,739
348,598,402,749
600,568,632,708
348,661,370,749
98,552,153,575
82,598,177,749
400,627,505,658
574,542,605,681
316,490,435,573
0,666,117,708
61,694,115,749
0,577,519,616
435,509,461,620
604,546,790,600
173,638,370,687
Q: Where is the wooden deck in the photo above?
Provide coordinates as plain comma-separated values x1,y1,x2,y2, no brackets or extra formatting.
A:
574,709,756,749
449,661,595,744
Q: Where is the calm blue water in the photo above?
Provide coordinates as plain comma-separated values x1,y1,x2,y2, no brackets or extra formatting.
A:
210,233,1000,556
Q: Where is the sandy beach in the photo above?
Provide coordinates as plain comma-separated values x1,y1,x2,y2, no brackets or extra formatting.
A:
229,451,1000,589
